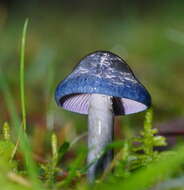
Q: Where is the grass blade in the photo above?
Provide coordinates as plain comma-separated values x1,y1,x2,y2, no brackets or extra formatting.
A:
20,18,29,131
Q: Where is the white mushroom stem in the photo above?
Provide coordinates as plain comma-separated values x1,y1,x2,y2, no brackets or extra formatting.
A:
87,93,114,182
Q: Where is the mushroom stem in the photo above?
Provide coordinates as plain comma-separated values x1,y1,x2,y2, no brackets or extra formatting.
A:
87,93,114,182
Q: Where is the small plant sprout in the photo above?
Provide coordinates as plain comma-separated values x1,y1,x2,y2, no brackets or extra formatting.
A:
131,108,167,170
55,51,151,182
3,122,10,141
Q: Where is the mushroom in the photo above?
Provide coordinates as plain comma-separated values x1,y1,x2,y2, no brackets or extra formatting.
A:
55,51,151,182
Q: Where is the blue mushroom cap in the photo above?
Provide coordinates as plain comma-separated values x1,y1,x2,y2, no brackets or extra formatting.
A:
55,51,151,115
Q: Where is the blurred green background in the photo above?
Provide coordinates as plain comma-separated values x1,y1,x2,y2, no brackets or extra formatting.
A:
0,0,184,152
